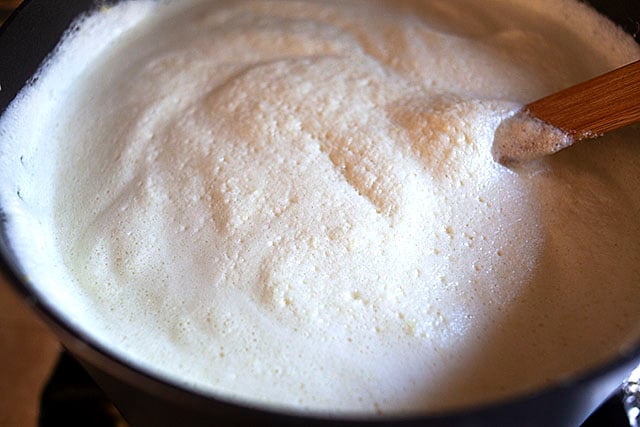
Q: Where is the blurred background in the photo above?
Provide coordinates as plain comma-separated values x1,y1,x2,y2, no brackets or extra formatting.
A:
0,281,59,427
0,0,21,23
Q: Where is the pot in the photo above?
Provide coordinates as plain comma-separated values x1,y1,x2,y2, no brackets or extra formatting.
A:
0,1,639,426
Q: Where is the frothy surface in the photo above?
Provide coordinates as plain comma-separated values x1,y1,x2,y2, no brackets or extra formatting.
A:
1,0,640,415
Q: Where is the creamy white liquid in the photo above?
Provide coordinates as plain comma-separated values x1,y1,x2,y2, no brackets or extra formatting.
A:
1,0,640,416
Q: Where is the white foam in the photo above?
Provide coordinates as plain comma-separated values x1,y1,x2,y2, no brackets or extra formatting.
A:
0,0,158,360
1,0,640,416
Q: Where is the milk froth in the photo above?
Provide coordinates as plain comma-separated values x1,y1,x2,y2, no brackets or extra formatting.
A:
1,0,640,415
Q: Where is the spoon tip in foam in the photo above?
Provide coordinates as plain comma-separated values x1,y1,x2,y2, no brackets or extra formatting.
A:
493,59,640,166
492,110,575,166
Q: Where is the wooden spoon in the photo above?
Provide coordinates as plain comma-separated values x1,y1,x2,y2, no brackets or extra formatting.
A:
493,59,640,165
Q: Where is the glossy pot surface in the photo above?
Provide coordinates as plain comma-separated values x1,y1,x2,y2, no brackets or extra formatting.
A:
0,1,639,426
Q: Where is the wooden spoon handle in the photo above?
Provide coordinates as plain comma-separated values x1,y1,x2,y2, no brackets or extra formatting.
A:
526,59,640,141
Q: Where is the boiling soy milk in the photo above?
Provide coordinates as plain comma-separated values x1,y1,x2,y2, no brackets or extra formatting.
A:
1,0,640,415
